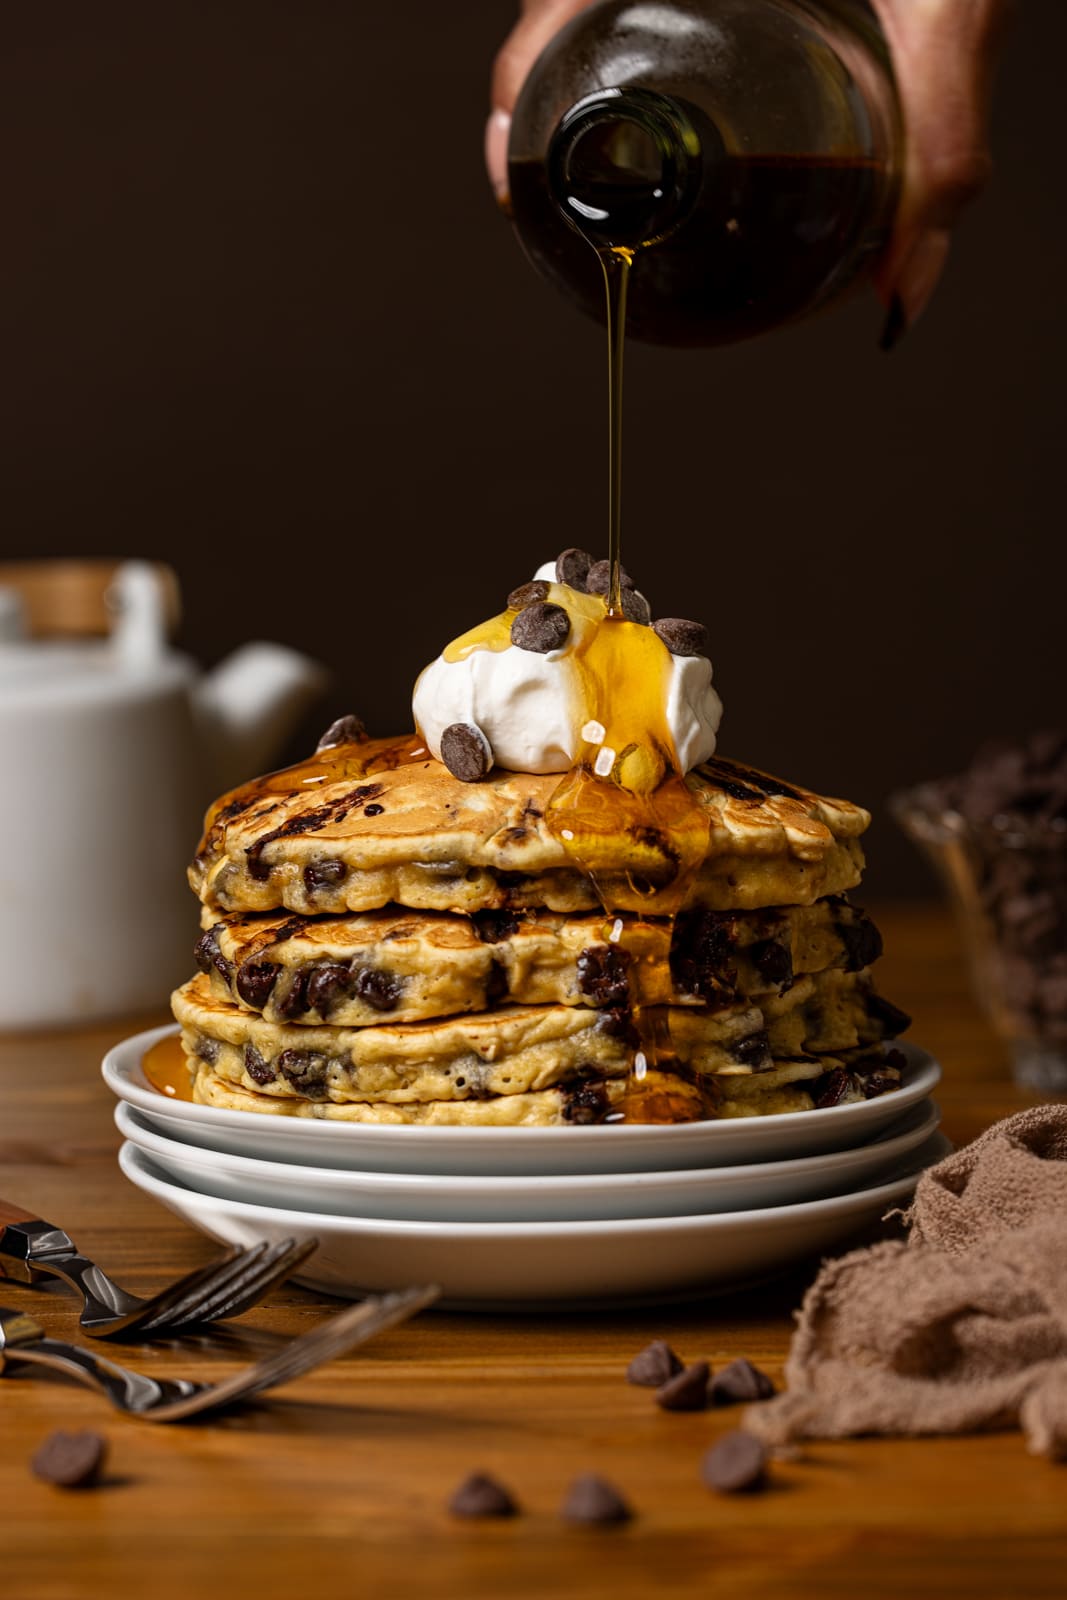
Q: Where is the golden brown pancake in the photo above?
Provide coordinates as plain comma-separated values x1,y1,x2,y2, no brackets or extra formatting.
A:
195,897,882,1027
189,737,868,917
189,1048,901,1126
171,968,906,1106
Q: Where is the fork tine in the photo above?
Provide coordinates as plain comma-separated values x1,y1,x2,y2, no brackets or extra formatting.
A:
191,1238,318,1324
140,1238,317,1333
148,1285,440,1420
80,1247,246,1335
132,1244,273,1334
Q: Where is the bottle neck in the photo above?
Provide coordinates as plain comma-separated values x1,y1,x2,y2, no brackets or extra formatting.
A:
546,88,704,252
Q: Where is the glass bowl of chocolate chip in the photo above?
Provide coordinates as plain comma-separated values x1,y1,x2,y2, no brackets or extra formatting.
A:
892,732,1067,1094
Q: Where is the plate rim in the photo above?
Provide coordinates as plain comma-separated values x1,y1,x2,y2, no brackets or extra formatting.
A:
104,1024,942,1148
118,1132,950,1240
114,1096,941,1194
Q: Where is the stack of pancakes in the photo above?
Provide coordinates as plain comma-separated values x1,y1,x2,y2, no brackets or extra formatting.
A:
172,733,910,1126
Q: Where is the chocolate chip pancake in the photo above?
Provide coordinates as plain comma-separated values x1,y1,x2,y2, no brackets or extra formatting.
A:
189,1047,902,1126
171,967,907,1106
189,736,868,917
195,897,882,1027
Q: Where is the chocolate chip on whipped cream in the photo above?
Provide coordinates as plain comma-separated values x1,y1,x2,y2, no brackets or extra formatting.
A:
555,546,594,591
585,559,635,596
510,601,571,654
507,580,550,611
653,619,709,658
620,589,652,625
440,721,493,782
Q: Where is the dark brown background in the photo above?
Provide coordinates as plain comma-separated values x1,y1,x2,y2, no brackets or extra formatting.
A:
3,2,1064,895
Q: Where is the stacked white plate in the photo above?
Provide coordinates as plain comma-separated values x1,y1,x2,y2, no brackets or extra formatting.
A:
105,1026,946,1309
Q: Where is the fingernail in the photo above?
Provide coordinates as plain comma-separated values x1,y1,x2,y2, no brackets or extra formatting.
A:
878,294,907,354
895,229,952,334
484,109,511,201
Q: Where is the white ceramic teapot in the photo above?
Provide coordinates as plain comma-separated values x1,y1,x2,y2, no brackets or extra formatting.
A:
0,562,328,1028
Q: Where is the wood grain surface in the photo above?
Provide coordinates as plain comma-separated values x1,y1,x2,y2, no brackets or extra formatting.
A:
1,905,1063,1600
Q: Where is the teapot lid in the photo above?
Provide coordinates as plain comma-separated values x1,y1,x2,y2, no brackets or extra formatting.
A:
0,563,191,704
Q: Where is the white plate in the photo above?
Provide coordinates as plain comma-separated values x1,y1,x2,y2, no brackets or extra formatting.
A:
115,1098,941,1223
117,1134,951,1307
103,1026,942,1177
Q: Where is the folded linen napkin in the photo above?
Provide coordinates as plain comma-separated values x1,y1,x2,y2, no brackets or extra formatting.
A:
746,1105,1067,1457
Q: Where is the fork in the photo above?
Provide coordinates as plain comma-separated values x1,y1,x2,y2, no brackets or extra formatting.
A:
0,1199,317,1339
0,1285,439,1420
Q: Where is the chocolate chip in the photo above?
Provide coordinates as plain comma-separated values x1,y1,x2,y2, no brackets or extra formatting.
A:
364,803,384,817
653,618,708,657
485,959,509,1006
274,967,311,1020
586,559,634,595
560,1474,633,1525
595,1007,639,1046
193,1032,219,1066
236,960,280,1009
656,1361,711,1412
863,1071,897,1098
621,588,651,625
626,1339,684,1388
563,1081,611,1123
353,967,402,1012
194,925,234,985
751,938,792,989
507,580,549,610
838,907,883,971
811,1067,850,1107
710,1358,776,1405
510,601,570,654
277,1048,330,1096
31,1430,108,1488
304,858,347,894
471,910,520,944
577,945,631,1008
448,1472,518,1519
243,1043,276,1085
866,994,912,1037
440,722,493,782
555,547,594,591
701,1431,768,1494
305,962,352,1017
732,1033,771,1069
317,714,366,751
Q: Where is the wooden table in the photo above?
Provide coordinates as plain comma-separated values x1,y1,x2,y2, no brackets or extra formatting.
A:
2,905,1063,1599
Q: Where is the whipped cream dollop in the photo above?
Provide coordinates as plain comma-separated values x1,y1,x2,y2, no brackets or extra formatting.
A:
413,561,723,778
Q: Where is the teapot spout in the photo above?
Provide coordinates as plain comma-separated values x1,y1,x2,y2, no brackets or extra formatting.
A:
195,642,329,792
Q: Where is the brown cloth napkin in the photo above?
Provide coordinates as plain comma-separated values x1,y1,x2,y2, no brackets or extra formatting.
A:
746,1106,1067,1458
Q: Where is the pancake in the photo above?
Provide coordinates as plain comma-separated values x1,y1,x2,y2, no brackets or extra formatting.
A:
189,1048,902,1126
196,897,883,1027
171,968,907,1106
189,736,868,917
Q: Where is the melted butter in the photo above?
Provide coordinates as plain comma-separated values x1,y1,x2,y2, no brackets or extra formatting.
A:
143,1034,195,1102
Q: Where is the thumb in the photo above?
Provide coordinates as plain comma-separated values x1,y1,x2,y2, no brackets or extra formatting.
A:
486,1,598,196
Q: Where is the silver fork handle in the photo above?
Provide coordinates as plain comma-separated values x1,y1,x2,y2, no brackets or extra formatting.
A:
0,1215,81,1286
0,1312,199,1412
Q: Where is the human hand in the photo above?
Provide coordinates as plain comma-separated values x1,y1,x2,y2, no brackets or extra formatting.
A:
486,0,1015,344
